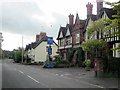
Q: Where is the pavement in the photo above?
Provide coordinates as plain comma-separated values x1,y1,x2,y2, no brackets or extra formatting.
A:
40,66,119,89
1,59,120,89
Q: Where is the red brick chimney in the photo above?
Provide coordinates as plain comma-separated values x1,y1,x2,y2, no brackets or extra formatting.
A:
96,0,103,15
36,34,40,41
36,32,47,41
39,32,46,40
68,14,74,25
86,2,93,18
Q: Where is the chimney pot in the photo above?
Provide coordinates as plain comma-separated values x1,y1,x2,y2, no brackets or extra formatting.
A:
68,14,74,25
86,2,93,17
96,0,103,15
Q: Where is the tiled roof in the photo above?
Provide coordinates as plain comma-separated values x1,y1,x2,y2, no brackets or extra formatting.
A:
25,41,38,51
99,8,117,19
90,15,97,21
56,26,66,40
83,14,97,33
66,24,74,36
33,36,48,48
80,19,86,29
33,36,58,49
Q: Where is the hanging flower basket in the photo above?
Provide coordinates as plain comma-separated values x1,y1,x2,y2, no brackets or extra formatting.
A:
83,59,91,71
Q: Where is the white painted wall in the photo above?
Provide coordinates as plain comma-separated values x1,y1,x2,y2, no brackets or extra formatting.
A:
102,11,109,19
34,41,58,62
59,31,63,38
113,43,120,58
30,48,35,60
66,29,70,36
86,18,93,40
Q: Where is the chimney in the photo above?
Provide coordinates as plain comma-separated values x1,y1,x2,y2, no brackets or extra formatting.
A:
39,32,46,40
36,32,47,41
86,2,93,18
36,34,40,41
96,0,103,15
68,14,74,25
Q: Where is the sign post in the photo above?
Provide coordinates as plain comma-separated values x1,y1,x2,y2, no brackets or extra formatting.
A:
47,37,53,61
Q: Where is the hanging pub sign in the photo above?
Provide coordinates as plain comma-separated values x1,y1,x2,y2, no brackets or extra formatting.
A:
47,37,53,44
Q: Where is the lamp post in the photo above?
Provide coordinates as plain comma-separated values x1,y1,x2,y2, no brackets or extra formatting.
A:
0,32,3,60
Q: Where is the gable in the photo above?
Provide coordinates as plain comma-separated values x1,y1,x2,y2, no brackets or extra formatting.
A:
59,31,63,38
74,14,80,26
66,28,71,36
102,11,109,19
87,18,93,27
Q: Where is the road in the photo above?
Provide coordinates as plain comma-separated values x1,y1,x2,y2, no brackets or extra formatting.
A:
2,59,119,89
0,60,2,90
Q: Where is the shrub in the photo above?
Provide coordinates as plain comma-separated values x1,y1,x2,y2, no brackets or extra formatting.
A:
53,60,69,65
83,59,91,67
53,55,61,60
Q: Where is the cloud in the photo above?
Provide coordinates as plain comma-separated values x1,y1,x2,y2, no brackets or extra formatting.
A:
1,2,68,38
1,2,45,35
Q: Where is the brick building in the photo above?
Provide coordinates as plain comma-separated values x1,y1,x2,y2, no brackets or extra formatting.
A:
57,13,85,65
84,0,120,59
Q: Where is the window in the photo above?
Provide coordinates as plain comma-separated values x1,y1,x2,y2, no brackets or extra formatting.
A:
60,39,64,46
68,37,71,45
66,37,71,45
76,33,80,43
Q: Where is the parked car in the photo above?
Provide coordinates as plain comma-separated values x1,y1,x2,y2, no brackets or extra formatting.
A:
43,61,55,68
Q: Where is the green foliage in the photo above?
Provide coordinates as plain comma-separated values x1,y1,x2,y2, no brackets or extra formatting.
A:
13,50,22,63
53,55,61,60
53,60,69,65
87,19,107,36
12,47,24,63
83,59,91,67
80,39,107,60
105,1,120,50
80,39,107,52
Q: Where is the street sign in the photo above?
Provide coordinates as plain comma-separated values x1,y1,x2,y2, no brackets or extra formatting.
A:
48,47,52,55
47,37,53,44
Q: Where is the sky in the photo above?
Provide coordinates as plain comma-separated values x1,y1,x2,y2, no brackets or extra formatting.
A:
0,0,119,51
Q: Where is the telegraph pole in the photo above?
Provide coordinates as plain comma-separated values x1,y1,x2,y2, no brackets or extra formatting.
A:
0,32,3,60
22,35,24,63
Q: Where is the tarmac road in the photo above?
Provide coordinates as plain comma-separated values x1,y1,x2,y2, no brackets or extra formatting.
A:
2,59,119,89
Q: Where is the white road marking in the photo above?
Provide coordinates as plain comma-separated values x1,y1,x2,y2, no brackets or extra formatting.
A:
27,75,39,83
88,83,105,88
60,74,105,88
60,74,64,77
64,73,71,75
19,70,24,74
73,78,105,88
56,74,58,76
27,75,48,87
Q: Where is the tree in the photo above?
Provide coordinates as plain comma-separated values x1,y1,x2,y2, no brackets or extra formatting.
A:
80,39,107,58
13,47,23,63
80,19,110,74
105,1,120,50
82,18,108,59
87,19,107,38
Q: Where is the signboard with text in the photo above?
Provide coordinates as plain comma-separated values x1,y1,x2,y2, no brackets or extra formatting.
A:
47,37,53,44
48,47,52,55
